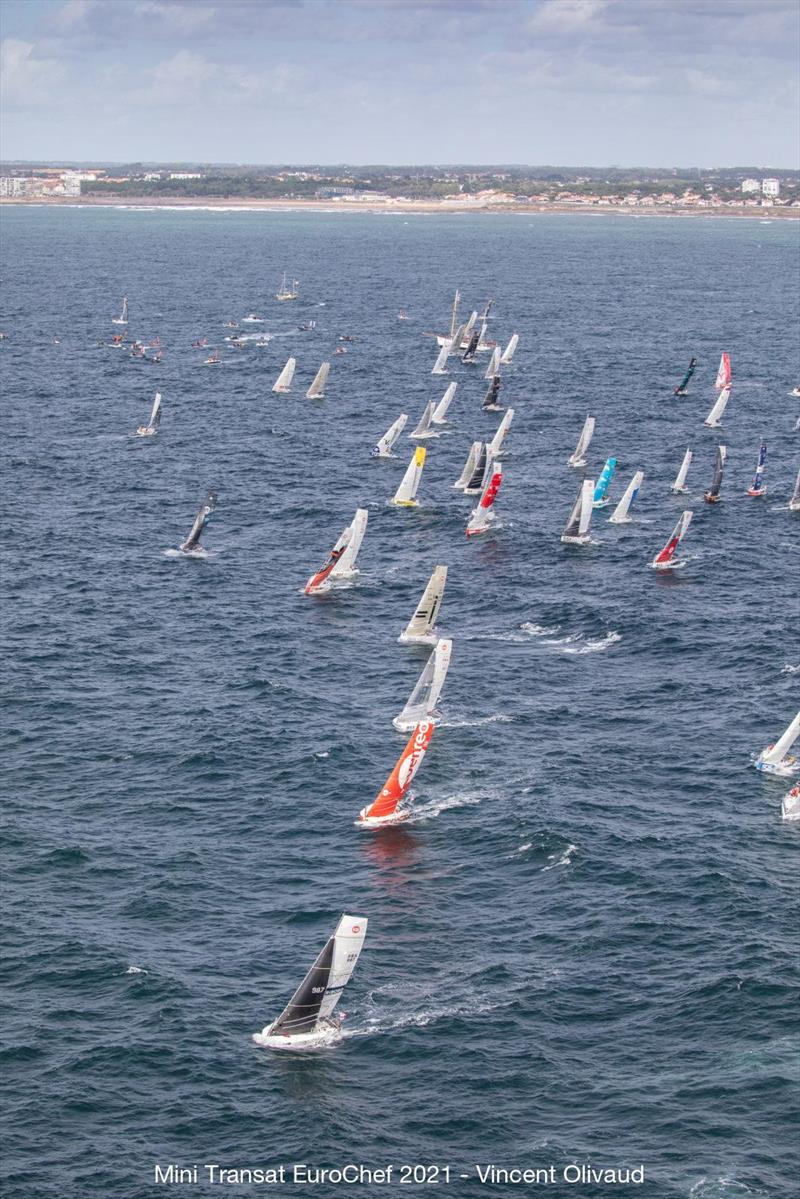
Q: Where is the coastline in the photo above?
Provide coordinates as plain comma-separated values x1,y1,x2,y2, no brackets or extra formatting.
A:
1,196,797,219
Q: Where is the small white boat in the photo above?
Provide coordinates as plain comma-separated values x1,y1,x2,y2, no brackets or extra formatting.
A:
391,447,426,507
568,416,595,468
304,509,368,594
466,462,502,537
431,382,456,425
561,479,594,545
488,408,514,459
453,441,481,489
112,296,128,326
275,272,299,301
272,357,296,393
357,722,434,827
409,401,436,439
393,638,452,731
789,468,800,511
608,470,644,523
398,565,447,645
306,362,330,399
241,314,265,324
179,490,217,554
781,785,800,821
499,333,518,365
704,386,731,428
434,288,460,346
372,414,408,458
253,915,367,1050
651,510,692,570
136,391,162,437
670,448,693,494
754,711,800,777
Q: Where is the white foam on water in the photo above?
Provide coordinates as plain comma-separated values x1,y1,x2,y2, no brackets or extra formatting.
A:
780,664,800,674
407,790,485,823
437,713,513,728
163,547,211,560
521,622,561,637
542,843,577,871
125,965,147,975
561,631,622,655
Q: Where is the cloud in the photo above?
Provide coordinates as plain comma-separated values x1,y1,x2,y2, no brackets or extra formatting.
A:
0,39,65,109
134,2,218,31
529,0,611,34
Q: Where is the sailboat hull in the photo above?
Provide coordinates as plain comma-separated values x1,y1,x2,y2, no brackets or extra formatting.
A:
651,558,686,572
747,487,766,497
135,426,157,437
390,499,419,508
253,1019,342,1050
356,806,410,828
754,755,799,778
397,630,438,646
560,534,591,545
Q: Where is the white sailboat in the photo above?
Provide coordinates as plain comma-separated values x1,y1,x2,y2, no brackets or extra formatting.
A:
409,401,436,439
488,408,514,459
431,343,449,375
431,382,456,425
670,449,693,494
272,357,296,393
112,296,128,326
398,565,448,645
252,914,367,1050
650,510,692,571
453,441,481,489
463,443,492,496
484,347,501,380
276,272,299,301
704,386,731,428
304,509,368,594
393,638,452,731
136,391,162,437
789,468,800,511
561,479,594,544
305,362,330,399
391,447,426,507
608,470,644,523
568,416,595,468
435,289,460,346
179,490,217,555
372,414,408,457
754,711,800,777
448,322,467,356
781,785,800,821
499,333,519,365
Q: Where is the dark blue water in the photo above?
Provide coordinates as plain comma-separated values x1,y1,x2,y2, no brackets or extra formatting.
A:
1,207,799,1199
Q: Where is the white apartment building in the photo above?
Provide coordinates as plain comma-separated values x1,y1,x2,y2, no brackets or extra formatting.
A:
761,178,780,198
740,178,760,194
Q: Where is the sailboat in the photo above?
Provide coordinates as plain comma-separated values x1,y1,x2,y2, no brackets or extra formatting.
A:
112,296,128,326
790,468,800,511
484,347,501,380
304,509,368,594
409,401,436,439
357,722,434,827
431,382,456,425
746,439,767,496
136,391,162,437
463,443,491,496
670,448,693,494
488,408,514,459
651,510,692,570
482,376,503,412
448,323,467,356
252,914,367,1049
704,386,731,428
431,343,449,375
179,490,217,555
592,457,617,507
391,447,426,507
461,310,478,346
272,357,296,393
608,470,644,523
462,329,480,362
500,334,519,365
714,352,731,389
568,416,595,468
372,414,408,458
466,463,502,537
305,362,330,399
754,711,800,777
434,289,460,346
561,479,595,544
673,357,698,396
276,272,299,301
393,638,452,731
703,445,727,503
398,566,448,645
453,441,481,489
782,785,800,822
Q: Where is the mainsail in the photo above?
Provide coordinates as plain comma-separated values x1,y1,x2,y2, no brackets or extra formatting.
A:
593,457,617,506
704,386,731,427
568,416,595,467
137,391,162,435
431,343,449,375
790,467,800,511
488,408,514,458
466,463,503,537
463,443,490,495
500,334,519,365
432,383,456,425
674,357,698,395
704,444,727,501
372,414,408,457
112,296,128,325
462,330,480,361
272,357,296,393
453,441,481,489
399,565,448,644
715,352,732,389
747,439,767,495
561,479,594,543
392,447,426,506
484,347,501,380
304,509,368,593
359,722,434,824
306,362,330,399
608,470,644,523
393,638,452,730
410,401,435,439
651,510,692,569
265,915,368,1039
482,376,502,411
757,712,800,769
180,490,217,552
670,448,693,494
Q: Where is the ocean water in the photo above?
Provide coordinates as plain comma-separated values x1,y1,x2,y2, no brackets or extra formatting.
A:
1,207,799,1199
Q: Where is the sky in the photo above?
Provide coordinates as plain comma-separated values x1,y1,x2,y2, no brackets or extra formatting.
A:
1,0,798,167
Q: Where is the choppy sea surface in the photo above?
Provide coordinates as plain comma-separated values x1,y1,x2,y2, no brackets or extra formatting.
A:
1,207,799,1199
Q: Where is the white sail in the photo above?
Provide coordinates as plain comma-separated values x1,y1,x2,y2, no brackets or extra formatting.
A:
393,638,452,730
454,441,481,489
373,413,408,457
484,347,501,380
499,333,518,365
651,510,693,570
148,392,162,428
608,470,644,524
432,382,456,425
409,401,435,439
331,509,368,577
568,416,595,467
431,343,449,375
561,478,594,543
272,357,296,393
112,296,128,325
671,448,693,493
757,712,800,768
399,565,448,644
463,443,491,495
704,386,730,427
488,408,514,458
463,310,478,341
448,323,467,355
789,467,800,511
392,447,425,506
306,362,330,399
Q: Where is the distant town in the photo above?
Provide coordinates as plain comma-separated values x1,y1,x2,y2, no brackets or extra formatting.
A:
1,164,798,213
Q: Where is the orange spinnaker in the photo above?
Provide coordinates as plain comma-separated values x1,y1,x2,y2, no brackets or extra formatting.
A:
361,721,434,820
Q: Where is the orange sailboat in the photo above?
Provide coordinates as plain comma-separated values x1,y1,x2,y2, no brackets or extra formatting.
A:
357,722,434,828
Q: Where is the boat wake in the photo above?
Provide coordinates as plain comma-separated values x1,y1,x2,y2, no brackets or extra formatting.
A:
162,547,212,560
437,713,513,728
542,843,577,871
522,624,621,654
345,989,514,1040
406,790,485,823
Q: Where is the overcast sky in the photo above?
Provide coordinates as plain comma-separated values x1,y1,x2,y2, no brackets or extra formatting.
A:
1,0,798,166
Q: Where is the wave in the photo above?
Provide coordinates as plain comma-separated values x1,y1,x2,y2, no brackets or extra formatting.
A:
524,625,622,654
406,790,485,823
781,663,800,674
437,713,513,728
542,843,577,871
